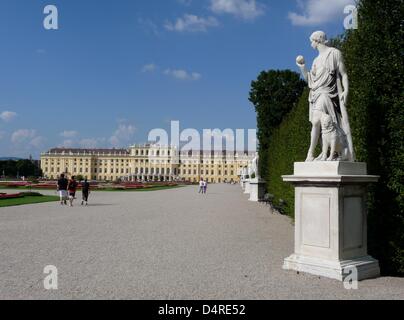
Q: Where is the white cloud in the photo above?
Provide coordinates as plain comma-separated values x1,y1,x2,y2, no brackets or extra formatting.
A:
11,129,36,144
210,0,265,20
60,139,74,148
0,111,17,122
79,138,107,149
165,14,219,32
164,69,202,81
11,129,44,148
30,136,45,148
138,18,160,36
288,0,355,26
109,124,136,147
142,63,158,73
60,130,78,138
177,0,192,5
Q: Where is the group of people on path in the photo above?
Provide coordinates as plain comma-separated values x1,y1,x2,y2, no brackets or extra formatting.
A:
57,174,91,207
198,178,208,194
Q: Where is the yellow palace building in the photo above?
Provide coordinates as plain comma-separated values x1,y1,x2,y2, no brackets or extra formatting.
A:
40,145,254,183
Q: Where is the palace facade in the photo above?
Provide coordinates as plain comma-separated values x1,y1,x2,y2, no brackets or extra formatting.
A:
40,145,254,183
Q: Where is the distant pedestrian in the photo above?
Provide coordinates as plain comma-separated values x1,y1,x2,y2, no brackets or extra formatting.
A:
203,180,208,194
57,174,68,205
67,176,78,207
81,179,90,206
198,178,204,194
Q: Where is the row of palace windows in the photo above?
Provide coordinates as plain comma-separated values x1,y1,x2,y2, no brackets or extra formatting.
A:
46,167,176,175
133,150,171,156
181,169,235,176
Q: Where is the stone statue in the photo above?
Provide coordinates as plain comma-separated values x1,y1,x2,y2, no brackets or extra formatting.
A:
247,162,253,177
296,31,355,162
243,167,249,179
251,153,259,179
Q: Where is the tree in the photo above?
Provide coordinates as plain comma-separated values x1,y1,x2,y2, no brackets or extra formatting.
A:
0,160,42,178
249,70,305,178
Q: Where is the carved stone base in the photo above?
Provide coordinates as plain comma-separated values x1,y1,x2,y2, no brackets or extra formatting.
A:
282,162,380,282
283,254,380,281
244,180,251,194
249,179,266,202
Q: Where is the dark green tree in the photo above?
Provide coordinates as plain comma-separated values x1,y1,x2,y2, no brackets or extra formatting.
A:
0,160,42,178
249,70,305,178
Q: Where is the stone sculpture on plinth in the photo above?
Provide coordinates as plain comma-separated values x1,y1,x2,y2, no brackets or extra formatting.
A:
240,167,248,190
282,31,380,281
244,164,252,194
248,153,266,202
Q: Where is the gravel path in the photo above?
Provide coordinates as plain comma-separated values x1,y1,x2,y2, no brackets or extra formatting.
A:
0,185,403,300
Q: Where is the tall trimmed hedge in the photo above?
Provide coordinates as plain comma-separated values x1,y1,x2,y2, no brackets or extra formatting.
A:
266,89,312,217
249,70,305,179
341,0,404,275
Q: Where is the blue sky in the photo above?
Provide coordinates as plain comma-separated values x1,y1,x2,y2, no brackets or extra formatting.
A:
0,0,355,158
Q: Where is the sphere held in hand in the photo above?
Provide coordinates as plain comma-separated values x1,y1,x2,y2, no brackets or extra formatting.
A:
296,55,305,65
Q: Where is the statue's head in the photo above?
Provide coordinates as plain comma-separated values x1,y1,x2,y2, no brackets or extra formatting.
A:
321,114,334,131
310,31,328,49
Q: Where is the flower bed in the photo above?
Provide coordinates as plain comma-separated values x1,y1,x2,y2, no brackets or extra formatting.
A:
0,182,30,188
0,193,24,200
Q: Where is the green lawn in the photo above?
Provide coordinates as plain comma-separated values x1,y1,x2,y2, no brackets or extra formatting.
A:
0,196,60,208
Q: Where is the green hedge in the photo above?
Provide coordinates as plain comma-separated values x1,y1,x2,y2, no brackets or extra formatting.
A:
266,89,313,217
249,70,305,179
340,0,404,275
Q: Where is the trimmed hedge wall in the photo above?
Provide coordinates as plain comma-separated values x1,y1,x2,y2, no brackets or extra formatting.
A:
266,89,313,217
340,0,404,275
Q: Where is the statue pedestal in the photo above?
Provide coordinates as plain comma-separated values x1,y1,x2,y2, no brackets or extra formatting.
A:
282,162,380,281
249,178,266,202
244,180,251,194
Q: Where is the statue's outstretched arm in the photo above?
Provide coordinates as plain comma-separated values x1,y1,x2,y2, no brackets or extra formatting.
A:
296,56,309,82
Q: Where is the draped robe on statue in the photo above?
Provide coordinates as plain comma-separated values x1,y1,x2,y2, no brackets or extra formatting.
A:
307,48,355,161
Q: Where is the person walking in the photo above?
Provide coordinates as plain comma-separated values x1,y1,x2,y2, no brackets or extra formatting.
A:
81,179,90,206
203,179,208,194
57,174,68,205
67,176,78,207
198,178,204,194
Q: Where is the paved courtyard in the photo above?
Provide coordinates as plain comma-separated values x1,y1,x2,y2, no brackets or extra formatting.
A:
0,184,403,300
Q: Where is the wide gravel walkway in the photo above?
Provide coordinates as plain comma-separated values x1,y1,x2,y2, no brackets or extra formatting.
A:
0,184,403,300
